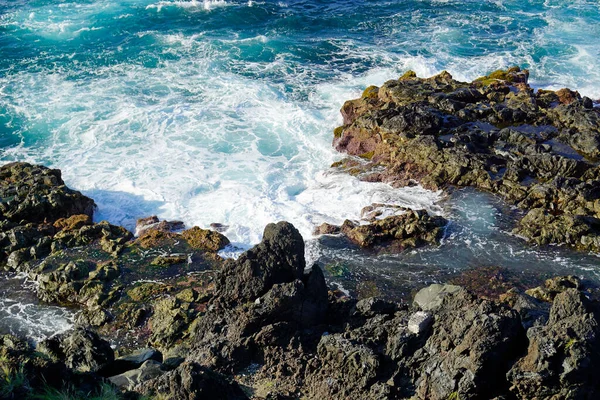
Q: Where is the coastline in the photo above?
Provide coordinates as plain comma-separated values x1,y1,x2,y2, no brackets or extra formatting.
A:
2,67,600,398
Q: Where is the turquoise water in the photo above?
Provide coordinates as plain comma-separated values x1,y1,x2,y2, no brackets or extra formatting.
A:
1,0,600,306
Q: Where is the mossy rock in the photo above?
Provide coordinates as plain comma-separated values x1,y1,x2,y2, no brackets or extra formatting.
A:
361,85,379,99
151,255,187,266
359,151,375,160
127,282,172,302
333,126,344,138
181,227,230,252
53,214,93,232
175,288,198,303
400,70,417,80
135,230,179,249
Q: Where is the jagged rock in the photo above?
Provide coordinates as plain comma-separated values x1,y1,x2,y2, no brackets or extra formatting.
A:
149,297,193,349
508,289,600,398
333,69,600,251
309,335,381,398
137,362,248,400
525,275,583,302
499,289,550,330
52,220,132,254
338,210,447,250
37,327,114,373
216,221,305,304
410,290,527,400
0,162,95,224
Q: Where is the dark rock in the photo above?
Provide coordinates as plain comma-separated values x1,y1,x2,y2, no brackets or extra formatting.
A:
508,289,600,398
37,327,114,373
210,222,229,233
137,362,248,400
217,221,305,304
332,69,600,251
135,215,185,236
338,210,447,251
499,289,550,330
313,222,341,235
0,162,95,224
410,290,527,400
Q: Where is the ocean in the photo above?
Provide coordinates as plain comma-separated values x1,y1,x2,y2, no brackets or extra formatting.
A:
1,0,600,336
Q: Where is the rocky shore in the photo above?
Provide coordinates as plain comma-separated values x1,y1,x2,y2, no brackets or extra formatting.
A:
333,67,600,252
2,68,600,399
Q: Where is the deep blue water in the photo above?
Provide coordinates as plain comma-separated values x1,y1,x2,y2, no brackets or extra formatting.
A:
1,0,600,325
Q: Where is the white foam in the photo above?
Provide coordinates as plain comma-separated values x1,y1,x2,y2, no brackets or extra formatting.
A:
3,0,600,256
0,298,75,342
146,0,231,12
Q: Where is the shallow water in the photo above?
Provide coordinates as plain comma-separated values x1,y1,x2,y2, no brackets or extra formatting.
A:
0,274,76,341
1,0,600,335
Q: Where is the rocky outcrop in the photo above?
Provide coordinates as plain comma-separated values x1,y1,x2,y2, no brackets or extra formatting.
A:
0,162,95,224
317,209,447,251
4,162,600,399
37,327,115,373
216,221,305,305
137,362,248,399
508,288,600,398
333,68,600,251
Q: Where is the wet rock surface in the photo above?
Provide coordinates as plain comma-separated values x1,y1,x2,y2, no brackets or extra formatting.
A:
333,68,600,251
3,157,600,399
316,209,447,252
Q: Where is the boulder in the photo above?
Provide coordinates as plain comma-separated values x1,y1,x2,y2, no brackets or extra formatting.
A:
108,359,164,390
216,221,305,304
181,226,230,252
100,348,162,377
37,327,114,373
137,362,248,400
413,284,463,310
338,210,447,251
410,290,527,399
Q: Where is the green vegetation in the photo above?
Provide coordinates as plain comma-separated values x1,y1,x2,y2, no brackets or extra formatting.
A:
32,383,121,400
0,363,28,398
324,262,350,278
400,70,417,80
565,338,577,351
